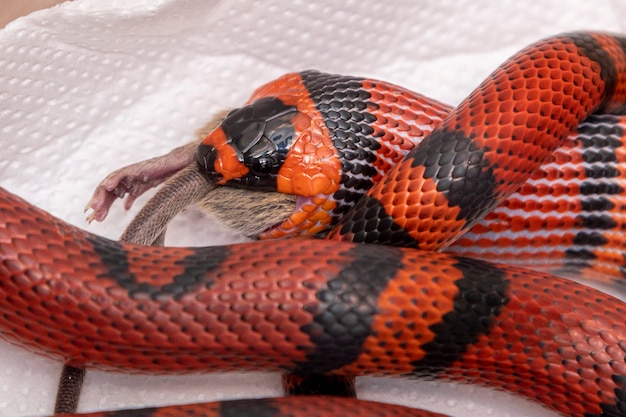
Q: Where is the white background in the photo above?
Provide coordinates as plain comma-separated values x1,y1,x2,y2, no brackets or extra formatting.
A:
1,1,625,416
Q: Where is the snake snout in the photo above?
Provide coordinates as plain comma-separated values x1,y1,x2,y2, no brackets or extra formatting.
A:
196,143,223,182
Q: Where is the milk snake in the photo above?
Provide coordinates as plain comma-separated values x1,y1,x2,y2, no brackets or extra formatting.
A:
2,31,626,416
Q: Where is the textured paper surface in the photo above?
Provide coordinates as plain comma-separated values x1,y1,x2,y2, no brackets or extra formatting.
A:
1,0,625,415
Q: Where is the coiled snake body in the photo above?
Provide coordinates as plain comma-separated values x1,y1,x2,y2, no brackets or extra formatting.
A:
3,31,626,416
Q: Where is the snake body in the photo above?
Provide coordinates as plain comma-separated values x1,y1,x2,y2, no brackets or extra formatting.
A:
197,32,626,282
3,32,626,416
54,397,448,417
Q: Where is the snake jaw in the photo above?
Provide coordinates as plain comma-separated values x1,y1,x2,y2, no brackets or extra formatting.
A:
256,194,338,239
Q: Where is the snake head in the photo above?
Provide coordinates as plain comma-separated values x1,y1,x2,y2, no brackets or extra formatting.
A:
196,72,344,239
197,96,299,191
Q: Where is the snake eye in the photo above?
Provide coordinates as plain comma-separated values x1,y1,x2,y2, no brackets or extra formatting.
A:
251,156,274,176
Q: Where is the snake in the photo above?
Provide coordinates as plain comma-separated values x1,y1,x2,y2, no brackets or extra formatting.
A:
2,31,626,416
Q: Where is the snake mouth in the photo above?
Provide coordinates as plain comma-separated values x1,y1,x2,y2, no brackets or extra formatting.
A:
255,195,310,235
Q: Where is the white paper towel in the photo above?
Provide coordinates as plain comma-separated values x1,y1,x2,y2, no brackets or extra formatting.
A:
1,1,625,416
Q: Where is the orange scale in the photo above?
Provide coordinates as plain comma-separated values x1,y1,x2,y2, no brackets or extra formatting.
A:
308,209,331,223
289,211,312,227
320,199,337,212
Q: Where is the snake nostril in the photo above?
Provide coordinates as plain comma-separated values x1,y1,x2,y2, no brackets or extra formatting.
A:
196,143,223,182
